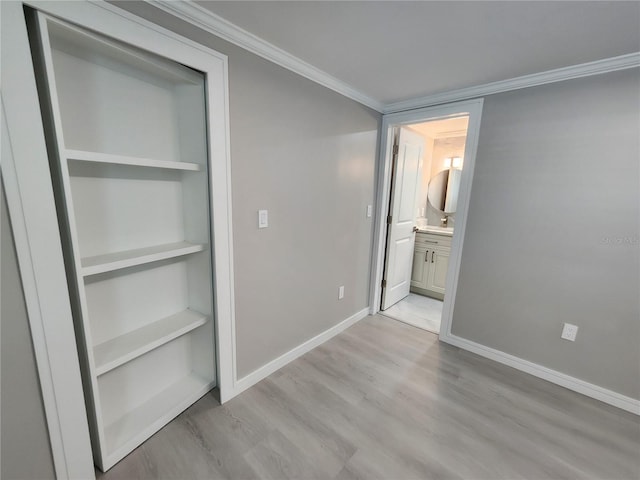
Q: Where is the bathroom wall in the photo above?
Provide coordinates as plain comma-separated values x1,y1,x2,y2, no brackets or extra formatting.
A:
415,134,434,220
423,135,466,227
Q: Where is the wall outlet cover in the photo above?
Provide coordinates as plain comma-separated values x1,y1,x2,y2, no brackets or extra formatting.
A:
338,286,345,299
561,323,579,341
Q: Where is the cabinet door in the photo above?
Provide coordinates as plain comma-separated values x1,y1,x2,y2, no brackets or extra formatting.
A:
426,247,450,295
410,246,429,289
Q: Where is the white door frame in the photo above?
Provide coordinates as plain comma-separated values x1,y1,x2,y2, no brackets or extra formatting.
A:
370,99,484,340
2,1,235,477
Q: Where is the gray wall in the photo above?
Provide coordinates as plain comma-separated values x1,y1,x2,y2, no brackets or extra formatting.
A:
452,69,640,400
1,184,56,480
111,2,380,377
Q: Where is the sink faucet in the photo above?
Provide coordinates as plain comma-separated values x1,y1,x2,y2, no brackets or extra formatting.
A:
440,215,449,228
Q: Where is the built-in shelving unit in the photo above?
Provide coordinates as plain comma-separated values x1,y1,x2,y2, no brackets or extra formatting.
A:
29,11,217,471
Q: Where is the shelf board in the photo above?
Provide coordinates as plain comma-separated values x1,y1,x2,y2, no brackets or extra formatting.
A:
47,16,202,86
94,310,208,376
81,241,205,276
66,150,201,171
104,374,214,467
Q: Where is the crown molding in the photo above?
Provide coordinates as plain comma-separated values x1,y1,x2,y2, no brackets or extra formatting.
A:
383,52,640,114
147,1,638,116
149,0,385,112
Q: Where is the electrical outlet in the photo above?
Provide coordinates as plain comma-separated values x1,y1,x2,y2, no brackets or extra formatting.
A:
338,286,344,299
561,323,579,341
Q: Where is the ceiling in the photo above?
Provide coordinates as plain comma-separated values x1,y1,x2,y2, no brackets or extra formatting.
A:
411,116,469,140
194,1,640,106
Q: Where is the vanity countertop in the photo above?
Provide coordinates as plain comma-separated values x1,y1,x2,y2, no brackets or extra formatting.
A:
416,226,454,237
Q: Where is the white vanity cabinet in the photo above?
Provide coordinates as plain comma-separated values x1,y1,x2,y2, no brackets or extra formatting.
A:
410,231,451,299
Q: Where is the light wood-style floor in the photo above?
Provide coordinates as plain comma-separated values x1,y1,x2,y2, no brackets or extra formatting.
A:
99,315,640,480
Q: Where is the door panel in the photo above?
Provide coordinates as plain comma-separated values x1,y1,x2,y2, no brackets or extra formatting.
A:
410,247,428,287
381,127,425,310
389,237,414,288
397,143,422,221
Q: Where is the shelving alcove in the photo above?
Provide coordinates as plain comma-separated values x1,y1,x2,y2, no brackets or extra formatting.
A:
27,10,229,471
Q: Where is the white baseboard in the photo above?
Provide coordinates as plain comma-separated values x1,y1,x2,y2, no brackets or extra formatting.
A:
439,332,640,415
227,307,370,400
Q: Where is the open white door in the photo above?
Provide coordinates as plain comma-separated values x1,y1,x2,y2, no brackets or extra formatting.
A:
381,127,424,310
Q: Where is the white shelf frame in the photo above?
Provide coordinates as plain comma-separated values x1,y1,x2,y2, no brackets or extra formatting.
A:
5,1,235,475
103,373,214,467
13,4,236,472
32,12,214,470
94,309,208,376
66,149,202,171
45,12,202,86
81,241,205,276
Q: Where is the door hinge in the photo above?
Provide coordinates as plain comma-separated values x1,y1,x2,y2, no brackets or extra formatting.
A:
381,279,387,288
386,215,392,225
392,144,399,155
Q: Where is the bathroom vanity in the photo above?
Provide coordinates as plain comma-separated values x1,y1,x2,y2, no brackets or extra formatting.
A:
410,227,452,299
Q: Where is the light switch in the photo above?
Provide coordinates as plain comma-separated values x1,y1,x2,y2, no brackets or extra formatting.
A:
258,209,268,228
366,205,373,218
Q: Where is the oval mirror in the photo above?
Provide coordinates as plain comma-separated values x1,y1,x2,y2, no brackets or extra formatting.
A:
427,169,462,214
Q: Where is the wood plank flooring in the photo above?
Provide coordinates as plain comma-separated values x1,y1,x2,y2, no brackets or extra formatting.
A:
98,314,640,480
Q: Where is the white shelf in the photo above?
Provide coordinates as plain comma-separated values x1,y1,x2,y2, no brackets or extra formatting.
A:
94,310,208,376
104,374,213,467
81,242,205,276
66,150,202,171
48,18,202,86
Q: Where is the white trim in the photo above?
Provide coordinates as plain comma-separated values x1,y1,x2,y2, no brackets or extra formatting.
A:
211,49,237,405
27,0,228,64
439,332,640,415
1,105,80,480
370,99,484,347
1,3,95,478
149,0,384,112
383,52,640,113
229,308,370,399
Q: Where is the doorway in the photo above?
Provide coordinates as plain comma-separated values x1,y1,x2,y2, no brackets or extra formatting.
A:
380,116,469,333
370,100,483,339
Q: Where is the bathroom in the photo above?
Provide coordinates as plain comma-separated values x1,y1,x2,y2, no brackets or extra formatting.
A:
381,116,469,333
